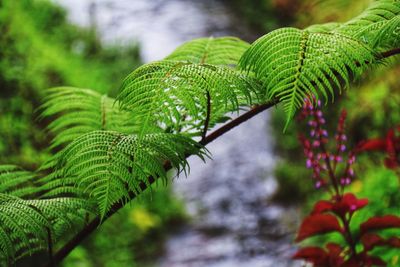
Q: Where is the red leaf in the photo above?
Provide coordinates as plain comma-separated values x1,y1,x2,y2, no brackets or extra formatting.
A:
326,243,345,267
292,247,328,265
330,193,369,217
361,233,384,251
356,126,400,170
365,256,386,266
362,233,400,251
361,215,400,234
385,129,399,169
344,255,386,267
296,214,342,242
342,257,359,267
326,243,342,256
341,193,368,213
384,158,399,169
356,139,386,152
387,237,400,247
386,129,395,152
311,194,368,217
312,200,334,214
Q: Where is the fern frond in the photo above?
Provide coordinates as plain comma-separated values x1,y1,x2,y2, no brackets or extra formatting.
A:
56,131,207,218
336,0,400,46
40,87,144,149
239,27,376,129
306,22,342,33
35,170,85,199
0,194,94,265
0,165,39,198
117,61,262,135
356,15,400,50
165,36,250,66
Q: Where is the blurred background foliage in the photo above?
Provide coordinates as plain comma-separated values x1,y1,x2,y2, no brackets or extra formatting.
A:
0,0,140,168
1,1,186,266
1,0,399,266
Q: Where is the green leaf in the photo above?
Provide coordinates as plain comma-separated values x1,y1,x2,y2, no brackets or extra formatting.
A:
57,131,208,218
239,27,376,130
117,61,262,135
40,87,145,149
0,194,94,265
165,36,250,66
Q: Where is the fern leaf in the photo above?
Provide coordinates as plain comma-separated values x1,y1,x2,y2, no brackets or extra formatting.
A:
239,27,376,129
0,194,94,265
0,165,39,198
117,61,262,135
355,15,400,50
56,131,207,218
305,2,400,51
336,0,400,44
165,36,250,66
306,22,342,33
40,87,144,149
35,170,85,199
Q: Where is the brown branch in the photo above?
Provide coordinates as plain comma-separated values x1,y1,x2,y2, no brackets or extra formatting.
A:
378,47,400,59
43,47,400,267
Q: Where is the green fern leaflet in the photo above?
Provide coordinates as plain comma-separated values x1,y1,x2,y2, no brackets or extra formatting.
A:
57,131,208,218
239,27,376,129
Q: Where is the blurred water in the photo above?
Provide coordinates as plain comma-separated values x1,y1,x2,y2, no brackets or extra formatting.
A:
56,0,254,62
57,1,300,266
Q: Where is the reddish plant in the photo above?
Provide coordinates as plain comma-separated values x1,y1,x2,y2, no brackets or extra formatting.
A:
293,99,400,267
356,126,400,170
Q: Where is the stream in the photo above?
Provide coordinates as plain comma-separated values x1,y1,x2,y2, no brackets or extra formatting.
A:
56,1,301,266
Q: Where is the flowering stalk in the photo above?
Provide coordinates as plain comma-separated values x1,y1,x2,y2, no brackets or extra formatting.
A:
298,99,355,196
293,98,400,267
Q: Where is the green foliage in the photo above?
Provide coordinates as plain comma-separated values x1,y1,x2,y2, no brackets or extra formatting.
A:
0,165,38,198
368,15,400,49
240,28,375,129
240,0,399,129
118,37,263,135
0,0,140,167
165,37,250,65
56,131,207,218
118,61,262,135
0,0,399,265
337,0,400,49
0,194,95,266
40,87,141,149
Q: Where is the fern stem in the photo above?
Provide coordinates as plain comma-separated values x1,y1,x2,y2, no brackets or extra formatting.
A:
360,48,400,65
47,228,54,267
379,48,400,59
201,90,211,141
101,95,107,130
